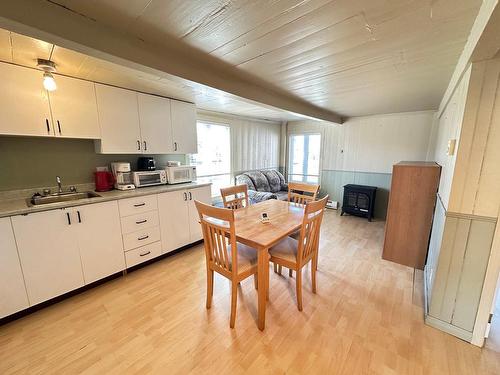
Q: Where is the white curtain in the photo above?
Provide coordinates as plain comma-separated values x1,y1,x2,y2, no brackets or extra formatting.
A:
197,111,281,176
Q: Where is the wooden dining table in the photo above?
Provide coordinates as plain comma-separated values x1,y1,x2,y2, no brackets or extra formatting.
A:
233,199,304,330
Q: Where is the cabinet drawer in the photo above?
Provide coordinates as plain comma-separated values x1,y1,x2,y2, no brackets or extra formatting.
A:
121,210,159,234
125,241,162,268
123,226,160,251
118,195,158,217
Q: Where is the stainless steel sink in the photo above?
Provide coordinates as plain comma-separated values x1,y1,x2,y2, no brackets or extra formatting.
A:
28,191,101,206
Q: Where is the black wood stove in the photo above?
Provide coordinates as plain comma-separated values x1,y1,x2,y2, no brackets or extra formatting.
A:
341,184,377,221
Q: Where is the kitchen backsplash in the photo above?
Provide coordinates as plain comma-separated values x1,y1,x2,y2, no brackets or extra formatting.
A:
0,136,187,191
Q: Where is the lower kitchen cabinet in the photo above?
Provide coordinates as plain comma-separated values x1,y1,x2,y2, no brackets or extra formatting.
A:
0,217,29,318
74,201,125,284
12,209,85,306
158,185,212,253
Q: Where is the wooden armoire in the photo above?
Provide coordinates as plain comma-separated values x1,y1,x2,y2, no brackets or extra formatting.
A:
382,161,441,269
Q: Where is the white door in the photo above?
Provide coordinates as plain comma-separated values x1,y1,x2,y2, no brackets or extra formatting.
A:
137,93,174,154
48,75,100,139
171,100,197,154
158,190,190,253
0,217,29,318
75,201,125,284
95,84,142,153
0,63,53,137
12,209,84,305
187,185,212,242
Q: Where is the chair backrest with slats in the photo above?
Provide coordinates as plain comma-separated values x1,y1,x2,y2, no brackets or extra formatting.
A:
220,184,249,210
195,200,238,277
288,182,320,206
297,195,328,266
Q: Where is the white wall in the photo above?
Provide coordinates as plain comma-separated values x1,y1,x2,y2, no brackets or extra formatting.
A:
288,111,435,174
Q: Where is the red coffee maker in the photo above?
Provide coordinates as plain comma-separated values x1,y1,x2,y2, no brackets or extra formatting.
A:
94,171,114,192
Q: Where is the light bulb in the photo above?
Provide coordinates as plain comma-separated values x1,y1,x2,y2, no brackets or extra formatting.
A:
43,72,57,91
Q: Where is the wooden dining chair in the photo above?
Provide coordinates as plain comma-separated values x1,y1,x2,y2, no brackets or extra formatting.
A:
195,200,258,328
220,184,249,209
270,195,328,311
288,182,320,206
277,182,321,275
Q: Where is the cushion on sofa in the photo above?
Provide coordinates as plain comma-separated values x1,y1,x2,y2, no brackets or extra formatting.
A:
275,170,288,190
261,170,281,193
235,174,256,191
245,171,271,192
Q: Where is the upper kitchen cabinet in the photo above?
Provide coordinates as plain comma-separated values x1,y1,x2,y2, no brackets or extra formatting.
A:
94,84,142,154
171,100,197,154
48,75,100,139
0,63,52,137
137,93,174,154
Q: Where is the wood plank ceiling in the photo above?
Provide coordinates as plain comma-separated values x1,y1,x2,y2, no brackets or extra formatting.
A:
2,0,482,120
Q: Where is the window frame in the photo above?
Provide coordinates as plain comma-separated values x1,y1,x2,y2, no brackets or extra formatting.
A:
286,132,322,184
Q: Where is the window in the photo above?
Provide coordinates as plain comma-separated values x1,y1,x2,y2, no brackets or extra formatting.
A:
288,133,321,184
189,122,231,197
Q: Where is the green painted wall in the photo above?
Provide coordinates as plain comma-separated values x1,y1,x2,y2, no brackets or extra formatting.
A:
320,169,392,219
0,136,186,191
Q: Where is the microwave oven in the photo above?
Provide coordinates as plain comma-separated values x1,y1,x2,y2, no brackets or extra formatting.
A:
164,166,197,184
132,170,167,187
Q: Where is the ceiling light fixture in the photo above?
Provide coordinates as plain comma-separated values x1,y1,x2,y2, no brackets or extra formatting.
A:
37,58,57,91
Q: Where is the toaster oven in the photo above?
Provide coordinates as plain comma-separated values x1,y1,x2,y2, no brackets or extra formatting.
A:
132,170,167,187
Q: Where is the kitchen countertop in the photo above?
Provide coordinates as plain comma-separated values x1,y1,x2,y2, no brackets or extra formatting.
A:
0,182,212,218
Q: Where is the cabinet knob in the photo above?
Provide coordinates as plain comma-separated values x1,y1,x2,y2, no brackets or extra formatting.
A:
57,120,61,134
183,192,187,201
143,141,147,151
45,119,50,133
174,142,178,151
137,140,141,151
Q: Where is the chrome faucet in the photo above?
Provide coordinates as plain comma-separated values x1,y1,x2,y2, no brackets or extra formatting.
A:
56,176,63,193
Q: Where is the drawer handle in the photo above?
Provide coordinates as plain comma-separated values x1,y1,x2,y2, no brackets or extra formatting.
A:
136,219,147,224
139,251,151,257
138,235,149,241
134,203,146,207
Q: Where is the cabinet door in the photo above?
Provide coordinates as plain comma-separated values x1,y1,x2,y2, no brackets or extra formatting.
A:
137,93,174,154
95,84,142,153
187,185,212,242
49,76,100,139
0,217,29,318
0,63,52,137
12,209,84,306
158,190,190,253
171,100,197,154
75,201,125,284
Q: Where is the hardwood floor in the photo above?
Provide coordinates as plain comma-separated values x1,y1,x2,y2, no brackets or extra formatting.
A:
1,210,499,374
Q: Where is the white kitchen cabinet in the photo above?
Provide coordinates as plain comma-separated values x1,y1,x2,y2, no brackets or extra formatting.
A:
48,75,100,139
138,93,174,154
187,186,212,242
74,201,125,284
12,209,84,306
171,100,197,154
95,84,142,153
158,185,211,253
158,190,191,253
0,63,52,137
0,217,29,318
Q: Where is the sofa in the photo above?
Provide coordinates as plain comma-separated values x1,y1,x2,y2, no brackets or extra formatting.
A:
235,169,288,204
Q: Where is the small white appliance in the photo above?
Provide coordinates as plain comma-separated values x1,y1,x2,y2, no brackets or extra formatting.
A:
111,162,135,190
132,170,167,187
163,165,197,184
166,160,181,167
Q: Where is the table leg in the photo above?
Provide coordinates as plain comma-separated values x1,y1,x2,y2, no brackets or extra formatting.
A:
257,247,269,330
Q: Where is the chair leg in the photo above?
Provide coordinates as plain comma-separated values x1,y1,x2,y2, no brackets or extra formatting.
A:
230,281,238,328
311,260,317,294
278,265,282,275
296,268,303,311
206,269,214,309
289,268,293,277
254,273,258,289
274,263,278,273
